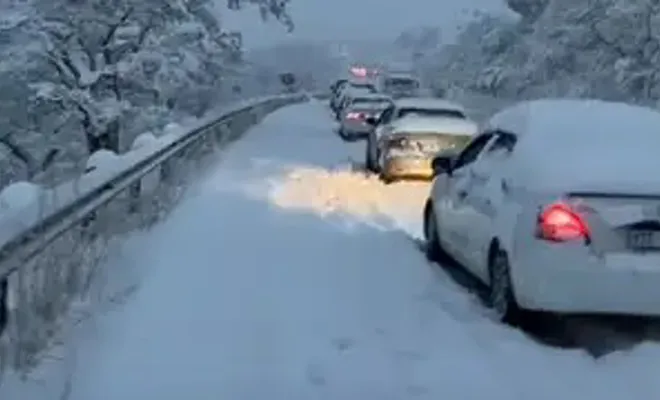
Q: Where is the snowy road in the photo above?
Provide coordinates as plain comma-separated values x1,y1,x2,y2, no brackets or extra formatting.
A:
38,100,660,399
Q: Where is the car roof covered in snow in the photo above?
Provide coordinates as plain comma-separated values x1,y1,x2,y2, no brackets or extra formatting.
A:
347,78,376,86
394,97,466,112
350,93,392,101
341,86,375,97
388,116,478,137
487,99,660,193
385,72,418,79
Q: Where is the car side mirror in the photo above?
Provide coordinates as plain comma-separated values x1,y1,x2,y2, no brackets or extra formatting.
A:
364,116,378,126
431,155,453,176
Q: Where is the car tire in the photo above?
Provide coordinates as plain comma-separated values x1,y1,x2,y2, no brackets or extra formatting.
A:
365,138,377,172
379,172,394,184
423,203,448,262
488,248,525,326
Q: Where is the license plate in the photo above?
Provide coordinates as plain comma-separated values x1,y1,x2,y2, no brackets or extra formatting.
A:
626,230,660,250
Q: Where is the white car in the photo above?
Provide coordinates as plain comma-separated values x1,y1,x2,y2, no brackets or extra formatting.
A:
331,80,377,117
423,98,660,325
330,79,349,99
334,86,377,119
379,72,421,98
364,98,473,174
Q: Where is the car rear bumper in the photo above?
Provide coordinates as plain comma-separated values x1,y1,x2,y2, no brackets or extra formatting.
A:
381,157,432,179
339,124,370,139
514,242,660,316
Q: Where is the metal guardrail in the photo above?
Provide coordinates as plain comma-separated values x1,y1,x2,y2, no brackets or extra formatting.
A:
0,92,320,372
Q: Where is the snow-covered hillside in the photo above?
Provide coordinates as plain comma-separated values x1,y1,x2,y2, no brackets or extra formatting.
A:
424,0,660,106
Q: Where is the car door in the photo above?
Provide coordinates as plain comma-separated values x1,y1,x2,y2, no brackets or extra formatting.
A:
435,133,495,271
374,106,395,139
466,131,518,280
366,106,394,166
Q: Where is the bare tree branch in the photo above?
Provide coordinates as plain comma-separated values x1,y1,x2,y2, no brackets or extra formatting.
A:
77,36,97,72
0,133,35,175
41,148,60,173
101,7,134,65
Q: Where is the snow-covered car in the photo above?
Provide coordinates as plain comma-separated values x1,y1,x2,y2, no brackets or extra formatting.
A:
330,79,348,94
329,79,349,105
334,85,377,120
364,98,476,183
337,94,394,140
380,73,421,98
423,98,660,325
331,80,377,117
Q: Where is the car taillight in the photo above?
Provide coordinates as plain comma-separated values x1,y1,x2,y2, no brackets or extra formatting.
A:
536,203,590,242
346,112,364,120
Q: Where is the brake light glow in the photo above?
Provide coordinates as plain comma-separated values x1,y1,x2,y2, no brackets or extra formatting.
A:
536,203,590,242
350,67,367,77
346,112,364,120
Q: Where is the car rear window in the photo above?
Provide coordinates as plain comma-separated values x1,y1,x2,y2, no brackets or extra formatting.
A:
385,78,419,90
385,134,472,155
397,107,465,119
350,83,376,92
352,98,391,108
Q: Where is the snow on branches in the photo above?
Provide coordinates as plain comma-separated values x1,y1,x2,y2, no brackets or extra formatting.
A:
0,0,295,187
429,0,660,106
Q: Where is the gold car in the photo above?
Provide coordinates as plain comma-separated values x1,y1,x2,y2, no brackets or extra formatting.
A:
378,133,471,183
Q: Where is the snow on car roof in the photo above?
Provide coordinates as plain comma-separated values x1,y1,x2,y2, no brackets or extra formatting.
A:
491,99,660,193
347,78,376,86
351,93,392,101
385,72,417,79
341,86,374,96
395,97,466,112
388,116,477,137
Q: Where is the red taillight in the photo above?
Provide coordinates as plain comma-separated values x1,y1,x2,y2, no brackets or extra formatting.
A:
536,203,589,242
346,112,364,120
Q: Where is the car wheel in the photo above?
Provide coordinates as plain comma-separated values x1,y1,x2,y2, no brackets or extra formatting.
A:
488,248,524,326
423,203,447,262
365,138,377,172
379,172,394,184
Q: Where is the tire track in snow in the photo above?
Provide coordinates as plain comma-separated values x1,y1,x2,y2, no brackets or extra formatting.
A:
267,165,429,238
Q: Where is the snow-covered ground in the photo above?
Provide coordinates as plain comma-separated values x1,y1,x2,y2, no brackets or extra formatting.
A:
6,100,660,399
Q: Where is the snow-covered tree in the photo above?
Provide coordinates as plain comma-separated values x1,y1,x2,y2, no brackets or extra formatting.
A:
427,0,660,107
0,0,294,187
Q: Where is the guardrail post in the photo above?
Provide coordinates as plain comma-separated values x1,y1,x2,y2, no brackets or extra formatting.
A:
0,277,7,336
216,123,231,147
128,181,141,214
160,157,173,184
81,210,98,241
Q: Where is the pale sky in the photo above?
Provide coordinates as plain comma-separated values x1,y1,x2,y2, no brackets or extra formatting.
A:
219,0,508,49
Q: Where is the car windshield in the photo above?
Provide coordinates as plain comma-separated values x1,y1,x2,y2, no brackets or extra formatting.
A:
397,107,466,120
385,134,472,156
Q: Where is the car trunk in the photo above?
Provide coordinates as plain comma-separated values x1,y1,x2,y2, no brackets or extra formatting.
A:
349,106,388,120
568,192,660,254
382,133,471,158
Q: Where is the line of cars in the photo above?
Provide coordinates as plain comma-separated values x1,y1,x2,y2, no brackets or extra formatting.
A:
329,76,477,184
329,79,660,328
